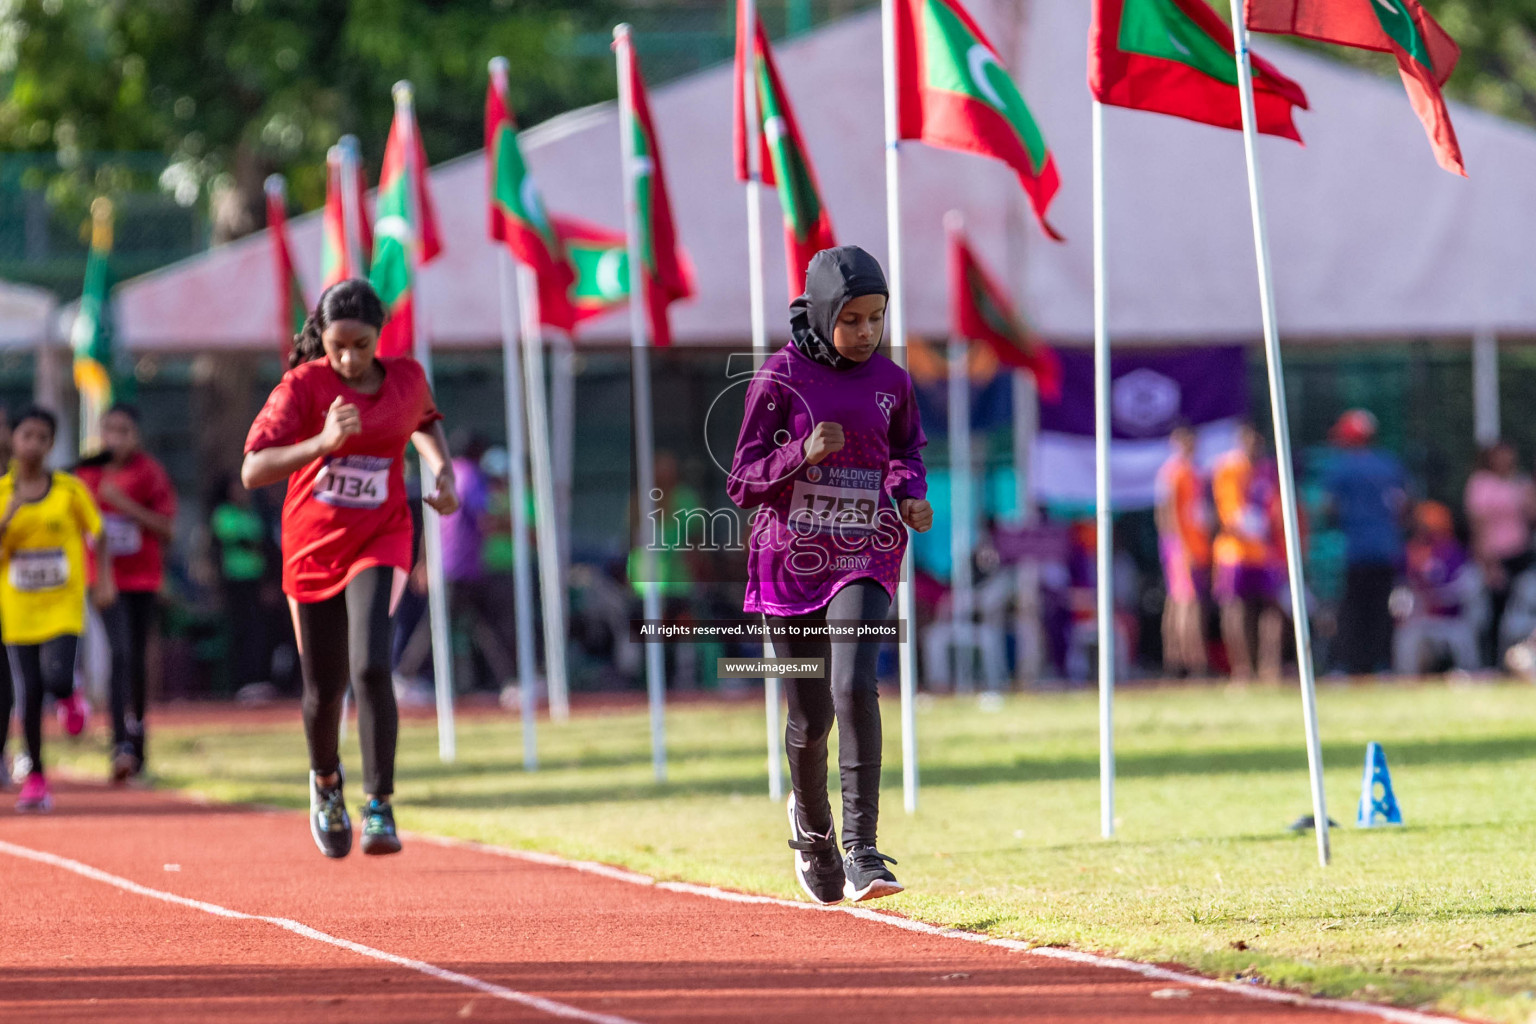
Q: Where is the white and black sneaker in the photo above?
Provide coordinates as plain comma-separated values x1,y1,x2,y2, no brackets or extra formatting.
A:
309,768,352,859
787,794,845,904
843,846,903,902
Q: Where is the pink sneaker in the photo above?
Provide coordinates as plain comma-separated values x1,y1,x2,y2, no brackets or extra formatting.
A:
57,693,88,737
16,772,51,812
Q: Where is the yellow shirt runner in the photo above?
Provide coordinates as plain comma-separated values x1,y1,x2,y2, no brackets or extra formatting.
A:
0,471,103,645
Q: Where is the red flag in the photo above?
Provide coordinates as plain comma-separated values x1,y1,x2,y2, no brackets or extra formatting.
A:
616,27,694,346
264,176,308,355
1246,0,1463,175
733,6,837,295
896,0,1062,240
1090,0,1308,141
948,223,1061,401
322,141,375,290
371,86,443,359
487,59,578,331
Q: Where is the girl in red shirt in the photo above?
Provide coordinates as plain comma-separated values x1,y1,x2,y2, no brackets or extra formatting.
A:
77,403,178,783
242,280,458,858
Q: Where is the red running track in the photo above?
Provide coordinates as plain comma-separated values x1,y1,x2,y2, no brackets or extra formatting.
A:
0,781,1463,1024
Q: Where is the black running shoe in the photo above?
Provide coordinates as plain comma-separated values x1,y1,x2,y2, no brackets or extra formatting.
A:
309,768,352,859
787,794,844,905
843,846,903,902
360,798,403,856
110,744,138,785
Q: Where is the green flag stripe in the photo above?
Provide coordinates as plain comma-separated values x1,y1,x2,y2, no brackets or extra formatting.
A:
369,169,412,309
569,241,630,304
1117,0,1238,84
921,0,1049,172
1369,0,1431,68
756,56,824,242
492,122,561,254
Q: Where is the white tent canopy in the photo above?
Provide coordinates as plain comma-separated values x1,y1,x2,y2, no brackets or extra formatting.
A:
0,279,56,350
111,0,1536,352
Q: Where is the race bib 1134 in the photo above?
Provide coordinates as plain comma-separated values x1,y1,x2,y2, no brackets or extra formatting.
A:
314,455,391,510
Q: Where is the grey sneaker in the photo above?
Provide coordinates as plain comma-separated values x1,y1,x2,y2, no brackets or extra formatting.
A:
787,794,844,905
843,846,903,902
309,768,352,859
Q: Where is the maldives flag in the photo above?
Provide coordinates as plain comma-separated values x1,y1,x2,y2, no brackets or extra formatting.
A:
265,176,308,351
616,29,694,346
370,84,444,358
895,0,1062,240
1090,0,1308,141
948,225,1061,401
487,59,578,331
1246,0,1463,175
321,141,374,290
553,215,631,329
732,6,836,295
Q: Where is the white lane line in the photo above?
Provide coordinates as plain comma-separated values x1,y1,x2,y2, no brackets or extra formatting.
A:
415,835,1470,1024
0,838,642,1024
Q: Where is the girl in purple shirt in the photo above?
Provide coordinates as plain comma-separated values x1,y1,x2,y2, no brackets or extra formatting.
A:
728,246,931,904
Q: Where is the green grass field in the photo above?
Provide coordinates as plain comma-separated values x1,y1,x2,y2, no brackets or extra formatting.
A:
50,681,1536,1023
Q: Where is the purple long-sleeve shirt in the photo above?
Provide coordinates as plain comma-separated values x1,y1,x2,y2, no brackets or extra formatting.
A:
728,343,927,616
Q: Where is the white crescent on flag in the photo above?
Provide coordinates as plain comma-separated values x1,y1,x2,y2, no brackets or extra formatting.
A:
764,115,787,144
374,214,414,245
966,44,1007,111
520,175,551,232
596,249,627,300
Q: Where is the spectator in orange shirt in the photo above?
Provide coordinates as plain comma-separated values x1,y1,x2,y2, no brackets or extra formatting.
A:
1211,424,1287,682
1155,426,1211,678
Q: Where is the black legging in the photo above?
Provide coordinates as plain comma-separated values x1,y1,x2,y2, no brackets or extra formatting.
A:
294,566,398,797
7,635,80,774
0,633,12,762
766,579,892,850
105,591,157,762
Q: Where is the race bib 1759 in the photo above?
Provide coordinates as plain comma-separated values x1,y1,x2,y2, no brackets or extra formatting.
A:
314,455,391,510
787,465,883,534
9,548,69,592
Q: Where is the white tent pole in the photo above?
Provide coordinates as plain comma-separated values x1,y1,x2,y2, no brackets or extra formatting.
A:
1472,328,1499,446
881,0,919,814
742,0,785,803
1012,369,1042,682
338,134,366,280
1227,7,1330,867
518,266,572,722
496,246,540,770
394,81,456,764
948,333,974,694
1092,99,1115,840
616,23,668,783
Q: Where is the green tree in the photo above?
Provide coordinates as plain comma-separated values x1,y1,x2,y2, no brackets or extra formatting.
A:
0,0,617,239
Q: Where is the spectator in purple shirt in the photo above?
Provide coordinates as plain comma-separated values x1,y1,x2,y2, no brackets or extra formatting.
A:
441,431,515,692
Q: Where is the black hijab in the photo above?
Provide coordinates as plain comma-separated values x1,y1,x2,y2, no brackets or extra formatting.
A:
789,246,889,371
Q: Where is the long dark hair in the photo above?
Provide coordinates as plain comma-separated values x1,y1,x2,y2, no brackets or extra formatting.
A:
291,279,387,369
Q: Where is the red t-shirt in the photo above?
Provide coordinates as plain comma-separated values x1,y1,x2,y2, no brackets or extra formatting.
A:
77,451,178,593
244,357,442,602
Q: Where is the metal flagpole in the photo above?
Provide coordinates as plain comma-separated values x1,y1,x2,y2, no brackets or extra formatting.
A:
496,247,540,771
1012,370,1042,681
338,134,367,279
881,0,920,814
517,265,571,722
1226,5,1329,867
550,334,576,629
1092,99,1115,839
615,24,668,783
394,81,456,763
947,334,974,694
741,0,784,803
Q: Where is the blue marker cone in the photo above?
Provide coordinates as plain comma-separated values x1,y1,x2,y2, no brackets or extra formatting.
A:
1356,742,1403,827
